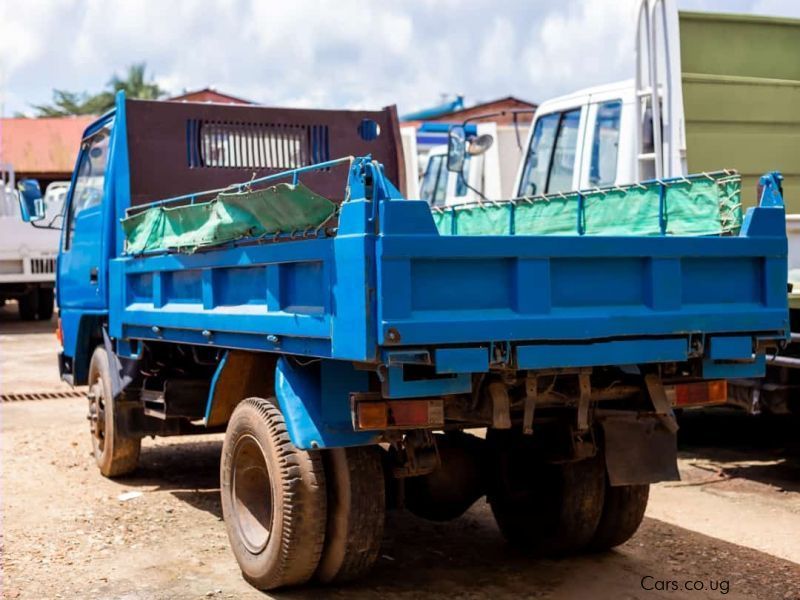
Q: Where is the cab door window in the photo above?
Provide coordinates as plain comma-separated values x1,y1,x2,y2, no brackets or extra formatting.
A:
420,154,448,206
589,100,622,187
65,126,111,249
546,109,581,194
518,108,581,196
518,112,559,196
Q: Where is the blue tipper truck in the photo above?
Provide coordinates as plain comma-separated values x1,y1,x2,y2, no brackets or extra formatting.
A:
16,92,789,591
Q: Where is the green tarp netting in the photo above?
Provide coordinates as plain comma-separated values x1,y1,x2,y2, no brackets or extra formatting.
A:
122,182,337,254
431,172,742,237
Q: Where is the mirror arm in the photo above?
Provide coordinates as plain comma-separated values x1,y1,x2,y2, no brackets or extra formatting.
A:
30,212,63,230
457,170,490,204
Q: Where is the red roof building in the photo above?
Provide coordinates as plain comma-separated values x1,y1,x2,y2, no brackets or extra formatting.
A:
169,88,254,105
0,116,95,182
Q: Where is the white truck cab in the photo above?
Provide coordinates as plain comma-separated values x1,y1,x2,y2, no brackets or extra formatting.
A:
514,81,640,197
419,122,525,206
0,165,63,320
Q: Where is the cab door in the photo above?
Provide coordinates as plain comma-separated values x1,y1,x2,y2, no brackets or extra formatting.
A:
58,123,112,313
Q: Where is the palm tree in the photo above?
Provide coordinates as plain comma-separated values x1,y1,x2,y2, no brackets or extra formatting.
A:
31,63,166,117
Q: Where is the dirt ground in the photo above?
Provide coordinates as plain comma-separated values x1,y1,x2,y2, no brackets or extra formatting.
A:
2,303,799,600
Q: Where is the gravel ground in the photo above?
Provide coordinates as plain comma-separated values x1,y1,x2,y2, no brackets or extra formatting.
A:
2,304,799,599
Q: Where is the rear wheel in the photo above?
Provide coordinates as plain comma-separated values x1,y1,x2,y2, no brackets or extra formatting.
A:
315,446,385,583
221,398,327,590
487,429,605,555
589,480,650,551
17,292,37,321
36,287,54,321
87,347,141,477
405,431,486,522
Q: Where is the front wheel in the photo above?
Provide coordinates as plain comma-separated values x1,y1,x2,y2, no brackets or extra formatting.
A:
87,347,141,477
221,397,327,590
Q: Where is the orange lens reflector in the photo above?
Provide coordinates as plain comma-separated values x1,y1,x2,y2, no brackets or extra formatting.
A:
674,380,727,407
357,402,388,429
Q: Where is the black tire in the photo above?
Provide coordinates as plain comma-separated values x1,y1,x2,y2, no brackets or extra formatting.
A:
88,347,141,477
405,431,486,522
589,481,650,551
316,446,385,583
36,287,54,321
221,398,327,590
487,429,605,555
17,292,37,321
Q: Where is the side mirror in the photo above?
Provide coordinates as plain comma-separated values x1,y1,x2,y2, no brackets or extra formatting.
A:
468,133,494,156
17,179,45,222
446,125,467,173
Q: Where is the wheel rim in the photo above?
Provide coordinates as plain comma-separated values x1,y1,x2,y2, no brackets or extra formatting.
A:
231,434,273,554
88,378,106,453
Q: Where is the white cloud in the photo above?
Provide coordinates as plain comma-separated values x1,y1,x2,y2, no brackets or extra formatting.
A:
0,0,796,117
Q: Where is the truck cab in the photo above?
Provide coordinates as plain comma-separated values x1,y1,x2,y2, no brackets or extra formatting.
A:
515,81,637,197
0,164,59,320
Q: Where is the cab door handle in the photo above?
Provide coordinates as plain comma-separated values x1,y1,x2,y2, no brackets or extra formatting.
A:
89,267,99,284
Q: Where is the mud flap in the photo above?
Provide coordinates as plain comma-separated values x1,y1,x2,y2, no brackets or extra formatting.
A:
102,328,144,438
599,412,680,486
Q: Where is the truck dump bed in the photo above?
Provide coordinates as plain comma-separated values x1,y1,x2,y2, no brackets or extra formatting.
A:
109,156,788,380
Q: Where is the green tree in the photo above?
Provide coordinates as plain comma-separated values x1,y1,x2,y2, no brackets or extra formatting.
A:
32,63,166,117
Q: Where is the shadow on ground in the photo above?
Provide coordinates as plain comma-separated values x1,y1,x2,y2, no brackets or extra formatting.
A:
0,301,55,333
678,408,800,492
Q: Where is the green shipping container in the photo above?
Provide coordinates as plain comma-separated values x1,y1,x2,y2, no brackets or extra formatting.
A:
679,11,800,211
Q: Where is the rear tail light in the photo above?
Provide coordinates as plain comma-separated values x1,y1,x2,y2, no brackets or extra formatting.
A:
354,399,444,431
56,317,63,347
670,380,727,407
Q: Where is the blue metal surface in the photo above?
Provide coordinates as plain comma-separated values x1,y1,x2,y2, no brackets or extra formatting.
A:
702,355,766,379
383,365,472,399
516,339,689,370
204,351,230,424
434,347,489,374
708,336,753,361
274,356,378,449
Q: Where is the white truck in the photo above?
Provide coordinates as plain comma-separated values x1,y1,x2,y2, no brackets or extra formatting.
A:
0,165,64,320
418,123,527,206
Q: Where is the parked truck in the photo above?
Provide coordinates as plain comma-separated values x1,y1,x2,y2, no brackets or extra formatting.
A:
0,164,61,320
419,122,528,206
16,92,788,591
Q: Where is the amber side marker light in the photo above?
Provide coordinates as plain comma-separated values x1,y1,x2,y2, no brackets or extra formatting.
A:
355,399,444,430
668,380,728,407
56,317,63,347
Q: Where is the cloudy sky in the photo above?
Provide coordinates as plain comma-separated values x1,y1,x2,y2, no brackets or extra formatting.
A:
1,0,798,117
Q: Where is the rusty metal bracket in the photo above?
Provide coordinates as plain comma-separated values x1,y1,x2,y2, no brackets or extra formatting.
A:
488,381,511,429
576,370,591,431
523,374,538,435
644,374,679,434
